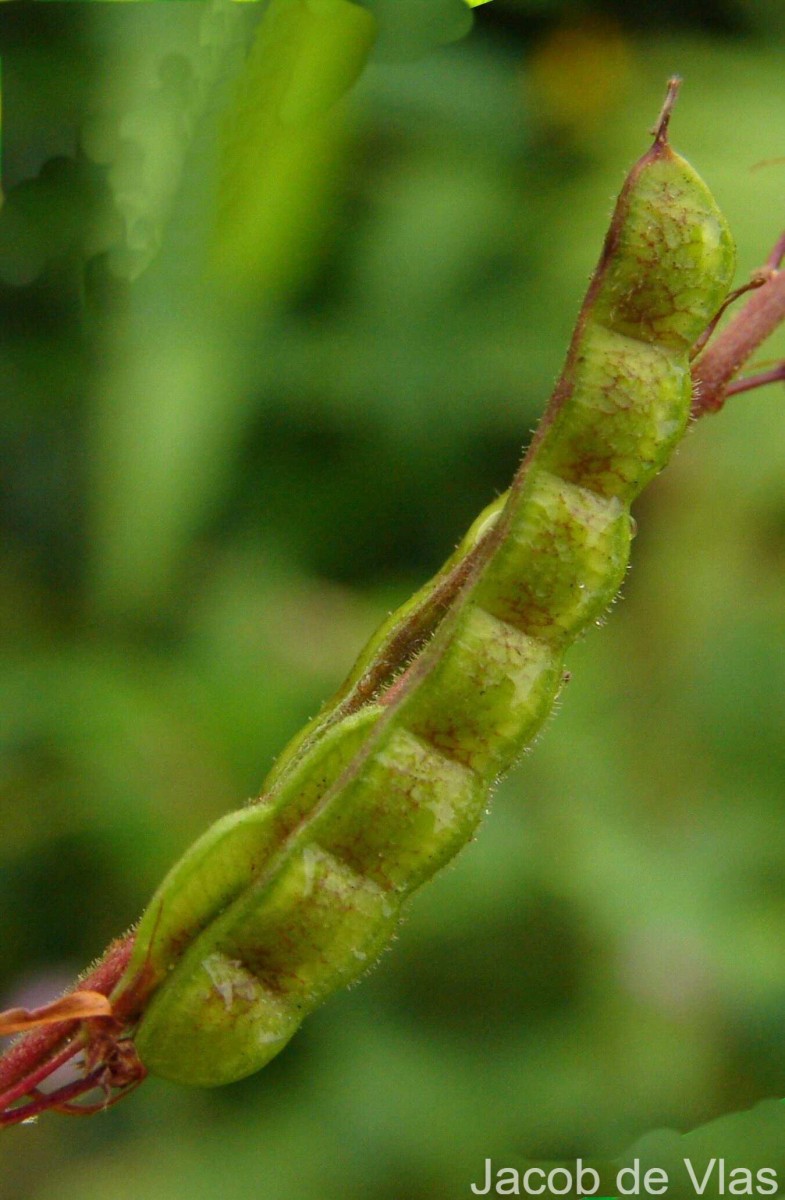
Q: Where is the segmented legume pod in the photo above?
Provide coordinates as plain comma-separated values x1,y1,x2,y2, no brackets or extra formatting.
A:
112,84,735,1086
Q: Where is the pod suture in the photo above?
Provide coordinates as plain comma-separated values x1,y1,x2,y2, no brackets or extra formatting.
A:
0,80,746,1114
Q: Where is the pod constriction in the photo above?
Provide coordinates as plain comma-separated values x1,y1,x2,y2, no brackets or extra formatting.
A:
116,86,735,1086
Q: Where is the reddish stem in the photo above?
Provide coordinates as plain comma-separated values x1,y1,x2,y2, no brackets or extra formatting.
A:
0,933,135,1107
689,277,768,362
0,1066,111,1128
692,241,785,415
0,1040,82,1114
725,363,785,396
765,230,785,273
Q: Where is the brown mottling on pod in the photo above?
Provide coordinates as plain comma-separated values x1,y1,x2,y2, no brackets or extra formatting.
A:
115,82,737,1089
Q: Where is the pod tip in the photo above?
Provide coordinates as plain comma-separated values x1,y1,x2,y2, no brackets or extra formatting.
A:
651,76,682,146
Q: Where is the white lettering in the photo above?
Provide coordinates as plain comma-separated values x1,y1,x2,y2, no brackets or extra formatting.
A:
576,1159,600,1196
470,1158,492,1195
728,1167,753,1195
522,1168,545,1195
496,1167,520,1195
756,1168,778,1195
644,1166,668,1195
684,1157,718,1195
616,1159,640,1195
547,1168,571,1196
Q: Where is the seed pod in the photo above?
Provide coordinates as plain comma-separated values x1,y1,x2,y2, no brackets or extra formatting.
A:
114,84,735,1086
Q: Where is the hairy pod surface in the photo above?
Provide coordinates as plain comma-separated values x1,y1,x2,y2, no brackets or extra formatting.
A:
115,99,735,1086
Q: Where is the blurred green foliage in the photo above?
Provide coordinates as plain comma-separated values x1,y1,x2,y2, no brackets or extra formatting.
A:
1,0,785,1195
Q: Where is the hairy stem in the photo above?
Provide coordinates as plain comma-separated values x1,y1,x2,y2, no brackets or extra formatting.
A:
0,935,135,1110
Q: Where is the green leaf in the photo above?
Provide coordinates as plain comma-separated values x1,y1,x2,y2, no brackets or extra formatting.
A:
358,0,473,60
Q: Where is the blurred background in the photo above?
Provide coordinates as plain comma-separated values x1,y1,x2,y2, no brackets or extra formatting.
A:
1,0,785,1195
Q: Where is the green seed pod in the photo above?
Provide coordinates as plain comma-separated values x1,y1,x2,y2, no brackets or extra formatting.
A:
114,86,735,1086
